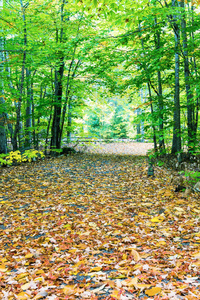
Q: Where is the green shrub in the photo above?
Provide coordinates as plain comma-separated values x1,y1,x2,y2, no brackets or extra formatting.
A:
0,150,45,166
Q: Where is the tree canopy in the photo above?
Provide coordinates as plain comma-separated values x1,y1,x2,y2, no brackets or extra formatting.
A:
0,0,199,155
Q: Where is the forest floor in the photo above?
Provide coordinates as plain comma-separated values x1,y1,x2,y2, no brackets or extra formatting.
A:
0,143,199,300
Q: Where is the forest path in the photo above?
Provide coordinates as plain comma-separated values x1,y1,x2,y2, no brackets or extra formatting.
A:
75,141,154,156
0,152,199,299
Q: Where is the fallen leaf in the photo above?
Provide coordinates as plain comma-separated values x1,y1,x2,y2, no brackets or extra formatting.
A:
145,286,162,296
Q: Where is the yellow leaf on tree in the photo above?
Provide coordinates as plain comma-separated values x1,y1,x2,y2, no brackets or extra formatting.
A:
145,287,162,296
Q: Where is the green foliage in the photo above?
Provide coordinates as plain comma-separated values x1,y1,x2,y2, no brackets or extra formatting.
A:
184,170,200,185
109,106,128,139
0,150,45,166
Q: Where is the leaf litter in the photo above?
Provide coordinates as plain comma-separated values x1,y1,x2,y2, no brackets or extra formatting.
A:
0,153,199,300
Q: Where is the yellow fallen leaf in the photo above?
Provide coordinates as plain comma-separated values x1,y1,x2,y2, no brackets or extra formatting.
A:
63,285,76,295
193,252,200,259
68,249,77,253
174,207,184,212
0,264,7,272
141,202,152,207
25,253,34,259
16,273,29,280
150,217,162,223
131,249,141,262
34,277,44,282
16,292,30,300
122,277,138,287
35,270,44,275
155,241,166,246
33,294,46,300
89,222,97,227
21,282,30,290
90,266,102,272
145,286,162,296
63,224,71,229
110,289,121,299
137,283,151,289
163,191,172,197
126,248,141,262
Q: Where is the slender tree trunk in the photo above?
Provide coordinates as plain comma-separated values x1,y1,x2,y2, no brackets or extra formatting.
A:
50,60,64,153
154,17,165,151
171,0,181,154
5,51,14,146
50,0,65,155
25,68,32,148
180,0,195,152
147,83,157,152
190,5,199,138
13,0,27,151
0,0,7,154
67,98,72,142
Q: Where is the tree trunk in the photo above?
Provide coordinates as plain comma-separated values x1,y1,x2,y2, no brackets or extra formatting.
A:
0,67,7,155
67,98,72,142
154,17,165,151
180,0,196,152
171,0,181,154
147,83,157,152
50,60,64,153
0,1,7,154
50,0,65,155
13,0,27,151
25,68,32,149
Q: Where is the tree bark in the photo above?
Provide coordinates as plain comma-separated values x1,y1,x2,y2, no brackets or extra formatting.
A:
13,0,27,151
50,0,65,155
180,0,196,152
0,0,7,154
154,17,165,151
25,68,32,149
171,0,181,154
